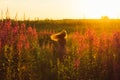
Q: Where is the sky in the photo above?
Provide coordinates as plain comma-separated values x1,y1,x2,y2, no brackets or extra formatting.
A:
0,0,120,20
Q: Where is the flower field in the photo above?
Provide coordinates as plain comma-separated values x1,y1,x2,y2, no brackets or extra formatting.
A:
0,19,120,80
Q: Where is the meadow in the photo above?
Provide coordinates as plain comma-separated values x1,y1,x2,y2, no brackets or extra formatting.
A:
0,18,120,80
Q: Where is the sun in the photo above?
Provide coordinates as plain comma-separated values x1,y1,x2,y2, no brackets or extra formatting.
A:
71,0,120,19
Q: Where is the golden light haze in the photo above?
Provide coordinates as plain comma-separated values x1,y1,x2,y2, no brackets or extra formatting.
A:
0,0,120,20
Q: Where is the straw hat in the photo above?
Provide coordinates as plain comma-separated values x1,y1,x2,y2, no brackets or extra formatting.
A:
50,30,67,41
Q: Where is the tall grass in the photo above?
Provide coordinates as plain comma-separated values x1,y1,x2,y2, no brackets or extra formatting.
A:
1,19,120,80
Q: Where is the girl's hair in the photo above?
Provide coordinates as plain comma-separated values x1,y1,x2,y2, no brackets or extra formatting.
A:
50,30,67,41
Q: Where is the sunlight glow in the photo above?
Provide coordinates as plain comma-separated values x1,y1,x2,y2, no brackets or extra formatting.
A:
0,0,120,20
71,0,120,19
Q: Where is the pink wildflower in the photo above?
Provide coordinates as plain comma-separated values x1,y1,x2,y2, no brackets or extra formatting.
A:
0,40,1,51
19,34,26,42
25,41,30,49
33,28,38,40
12,26,18,34
17,41,23,51
74,59,80,70
27,27,33,34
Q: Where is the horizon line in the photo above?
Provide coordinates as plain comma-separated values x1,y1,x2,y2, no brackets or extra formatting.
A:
1,18,120,21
